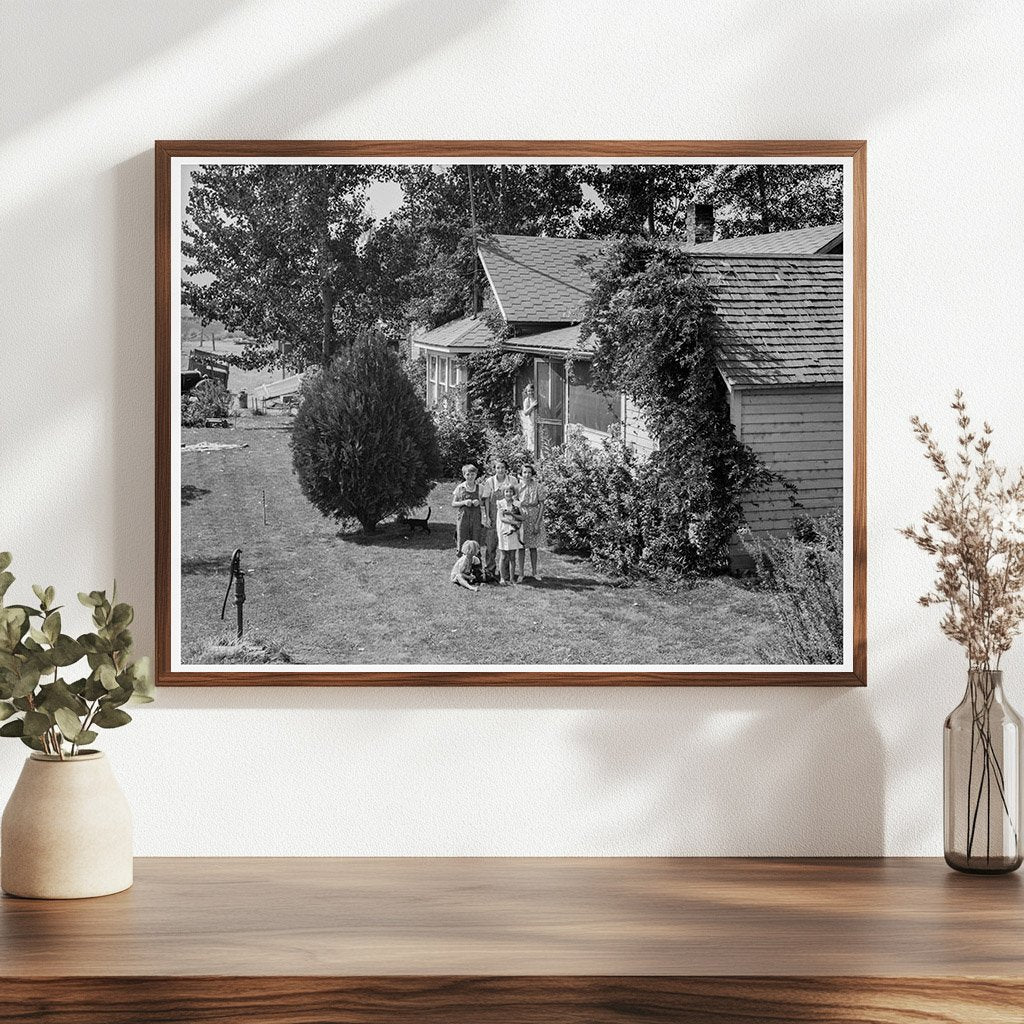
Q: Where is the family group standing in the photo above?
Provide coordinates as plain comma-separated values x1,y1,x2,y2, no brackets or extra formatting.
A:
450,459,546,591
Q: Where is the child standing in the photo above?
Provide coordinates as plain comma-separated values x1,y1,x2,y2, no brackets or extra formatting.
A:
450,540,482,591
517,463,546,582
452,463,483,552
496,484,524,586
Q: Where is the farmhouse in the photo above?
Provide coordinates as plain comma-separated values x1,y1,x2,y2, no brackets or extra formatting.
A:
413,217,845,540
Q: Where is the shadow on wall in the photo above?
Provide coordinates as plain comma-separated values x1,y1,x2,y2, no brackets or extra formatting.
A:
0,1,244,140
572,687,885,856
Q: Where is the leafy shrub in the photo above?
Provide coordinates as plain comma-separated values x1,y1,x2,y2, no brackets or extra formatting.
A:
433,399,487,477
466,342,527,431
741,513,843,664
403,352,427,397
181,378,231,426
482,427,535,477
543,430,754,581
582,237,773,572
291,336,441,531
541,433,643,579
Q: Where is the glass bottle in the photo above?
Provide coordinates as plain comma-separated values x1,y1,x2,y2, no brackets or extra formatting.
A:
944,669,1022,873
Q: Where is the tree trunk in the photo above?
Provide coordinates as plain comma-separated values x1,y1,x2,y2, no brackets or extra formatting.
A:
319,176,336,366
646,168,657,236
756,165,770,233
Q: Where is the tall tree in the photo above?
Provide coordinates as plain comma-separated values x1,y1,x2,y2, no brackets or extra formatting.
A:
363,164,588,332
183,164,378,370
573,163,842,240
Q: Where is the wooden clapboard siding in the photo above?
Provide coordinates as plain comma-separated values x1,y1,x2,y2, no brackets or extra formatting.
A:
622,396,657,457
735,384,843,538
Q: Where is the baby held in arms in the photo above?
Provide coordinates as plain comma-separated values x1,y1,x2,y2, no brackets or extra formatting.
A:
450,540,482,591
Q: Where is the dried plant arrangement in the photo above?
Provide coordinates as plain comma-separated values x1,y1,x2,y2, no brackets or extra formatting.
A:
903,391,1024,871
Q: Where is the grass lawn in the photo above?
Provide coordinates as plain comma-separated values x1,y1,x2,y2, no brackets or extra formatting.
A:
179,417,781,666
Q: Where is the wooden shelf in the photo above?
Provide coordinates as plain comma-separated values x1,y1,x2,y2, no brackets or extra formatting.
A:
2,857,1022,1022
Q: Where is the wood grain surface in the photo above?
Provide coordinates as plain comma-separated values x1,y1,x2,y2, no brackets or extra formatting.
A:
155,139,867,687
2,857,1021,1023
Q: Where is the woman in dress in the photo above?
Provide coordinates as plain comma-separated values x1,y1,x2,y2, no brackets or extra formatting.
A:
519,383,538,457
516,463,545,582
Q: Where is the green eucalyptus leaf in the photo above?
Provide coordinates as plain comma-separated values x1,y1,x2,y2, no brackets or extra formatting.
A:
0,718,24,737
110,603,133,629
28,627,49,646
22,711,51,738
83,675,108,701
0,552,11,573
12,697,33,712
0,572,14,602
19,734,45,752
0,700,15,721
98,664,118,690
8,604,43,619
83,637,112,657
0,651,19,674
11,666,41,699
50,635,85,667
78,592,100,608
0,607,27,651
37,679,88,716
31,584,46,606
53,707,85,741
42,611,60,644
92,705,131,729
104,685,132,708
44,586,55,608
74,730,98,746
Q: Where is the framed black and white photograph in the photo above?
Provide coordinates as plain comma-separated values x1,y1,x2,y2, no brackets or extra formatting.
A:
155,141,865,686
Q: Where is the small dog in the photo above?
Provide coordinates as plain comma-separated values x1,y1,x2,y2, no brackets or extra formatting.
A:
399,506,431,534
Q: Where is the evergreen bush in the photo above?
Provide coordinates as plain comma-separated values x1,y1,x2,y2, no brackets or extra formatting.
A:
290,336,441,531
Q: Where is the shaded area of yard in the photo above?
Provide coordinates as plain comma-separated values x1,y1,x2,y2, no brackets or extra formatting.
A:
179,420,780,666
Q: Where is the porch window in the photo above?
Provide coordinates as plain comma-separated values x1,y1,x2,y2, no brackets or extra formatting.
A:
568,361,617,433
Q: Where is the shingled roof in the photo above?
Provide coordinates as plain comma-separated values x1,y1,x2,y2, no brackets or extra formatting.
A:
424,231,843,389
476,235,607,324
413,316,496,351
697,254,843,387
688,223,842,255
475,232,843,387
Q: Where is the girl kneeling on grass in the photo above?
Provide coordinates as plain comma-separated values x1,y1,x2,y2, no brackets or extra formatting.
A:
450,540,482,591
496,484,524,586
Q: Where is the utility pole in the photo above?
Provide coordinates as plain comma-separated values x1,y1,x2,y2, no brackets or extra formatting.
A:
467,165,480,316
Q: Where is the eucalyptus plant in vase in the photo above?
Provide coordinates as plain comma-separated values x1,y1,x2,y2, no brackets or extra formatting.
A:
903,393,1024,873
0,552,153,898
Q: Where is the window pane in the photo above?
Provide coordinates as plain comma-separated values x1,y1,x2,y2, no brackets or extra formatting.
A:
428,355,437,382
569,360,617,432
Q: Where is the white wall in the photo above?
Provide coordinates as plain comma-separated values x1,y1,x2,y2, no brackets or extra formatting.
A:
1,0,1022,856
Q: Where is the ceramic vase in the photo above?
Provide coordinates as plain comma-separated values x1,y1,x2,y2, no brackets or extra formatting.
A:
1,751,133,899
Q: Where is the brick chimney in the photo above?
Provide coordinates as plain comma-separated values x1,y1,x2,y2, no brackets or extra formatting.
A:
684,203,714,245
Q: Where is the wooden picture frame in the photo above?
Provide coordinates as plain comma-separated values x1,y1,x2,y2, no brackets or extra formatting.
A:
156,140,866,686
